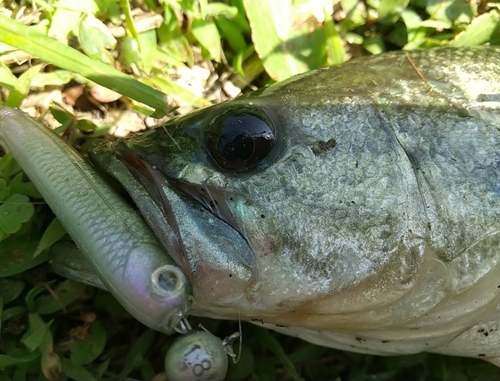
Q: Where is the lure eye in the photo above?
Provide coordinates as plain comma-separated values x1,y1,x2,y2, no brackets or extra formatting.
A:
205,109,276,171
151,265,184,296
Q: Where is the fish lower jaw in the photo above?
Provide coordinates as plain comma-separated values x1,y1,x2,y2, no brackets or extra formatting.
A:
262,298,500,364
188,256,500,362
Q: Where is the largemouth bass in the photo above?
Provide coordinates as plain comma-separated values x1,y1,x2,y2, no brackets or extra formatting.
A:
2,47,500,364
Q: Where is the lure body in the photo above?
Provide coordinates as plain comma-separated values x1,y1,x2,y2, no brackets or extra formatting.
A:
0,108,192,334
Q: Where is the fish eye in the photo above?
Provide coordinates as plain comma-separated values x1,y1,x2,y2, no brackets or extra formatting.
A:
205,109,276,171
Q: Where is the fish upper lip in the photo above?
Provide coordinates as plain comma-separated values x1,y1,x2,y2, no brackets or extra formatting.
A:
115,146,248,260
164,176,242,234
113,148,190,268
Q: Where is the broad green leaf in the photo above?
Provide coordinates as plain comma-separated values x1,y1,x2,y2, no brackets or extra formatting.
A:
155,38,193,67
137,30,158,72
61,357,98,381
79,13,117,64
13,368,27,381
21,314,53,352
419,19,452,29
70,319,107,365
191,18,222,62
402,8,440,50
0,279,25,304
0,351,40,368
377,0,410,22
6,64,43,107
54,0,99,14
216,17,247,53
205,3,238,18
76,119,99,132
8,173,42,199
35,280,87,315
0,194,35,235
0,61,25,109
363,36,386,54
25,284,50,312
452,10,500,47
340,0,367,27
120,329,156,377
323,7,346,65
34,218,67,258
119,31,157,72
0,154,22,178
118,36,140,68
0,61,18,92
0,178,8,201
48,8,82,40
31,70,80,89
148,76,211,108
95,358,110,379
229,0,251,32
0,237,45,277
198,0,208,18
243,0,327,80
345,32,364,45
50,106,74,128
426,0,475,25
341,0,360,14
1,306,27,322
244,0,297,80
101,1,121,24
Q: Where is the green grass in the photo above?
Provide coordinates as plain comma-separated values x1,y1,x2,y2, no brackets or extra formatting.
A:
1,0,500,380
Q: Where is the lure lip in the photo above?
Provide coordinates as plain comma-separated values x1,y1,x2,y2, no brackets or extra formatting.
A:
0,107,193,334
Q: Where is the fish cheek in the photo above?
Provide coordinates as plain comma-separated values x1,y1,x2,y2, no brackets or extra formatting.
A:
190,257,250,302
167,194,256,304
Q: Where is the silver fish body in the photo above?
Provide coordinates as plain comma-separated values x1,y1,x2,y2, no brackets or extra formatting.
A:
5,47,500,363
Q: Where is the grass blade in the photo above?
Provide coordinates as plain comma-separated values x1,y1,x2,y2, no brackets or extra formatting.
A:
0,14,169,118
255,328,305,381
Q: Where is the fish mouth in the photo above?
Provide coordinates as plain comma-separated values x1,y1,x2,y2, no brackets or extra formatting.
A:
98,142,256,304
116,145,241,234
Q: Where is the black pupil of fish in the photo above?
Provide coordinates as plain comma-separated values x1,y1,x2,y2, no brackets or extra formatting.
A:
218,125,253,162
209,113,275,169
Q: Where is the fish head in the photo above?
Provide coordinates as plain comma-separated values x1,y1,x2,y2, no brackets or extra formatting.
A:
95,47,500,330
96,63,432,331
